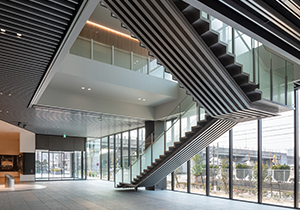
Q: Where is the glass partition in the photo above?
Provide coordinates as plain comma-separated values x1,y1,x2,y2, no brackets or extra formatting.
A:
36,150,84,181
101,137,109,180
70,36,176,82
109,135,114,181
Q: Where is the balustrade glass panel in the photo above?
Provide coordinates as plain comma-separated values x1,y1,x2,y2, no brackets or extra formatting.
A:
93,41,111,64
133,54,147,73
70,37,91,59
272,54,286,105
234,30,253,81
258,45,271,100
114,48,130,69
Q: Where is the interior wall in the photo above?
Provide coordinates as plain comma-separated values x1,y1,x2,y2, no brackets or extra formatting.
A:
0,132,20,155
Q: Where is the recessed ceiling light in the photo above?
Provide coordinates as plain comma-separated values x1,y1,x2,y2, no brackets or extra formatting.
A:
96,31,99,33
88,88,91,91
0,92,2,95
8,93,11,96
0,110,2,112
1,29,5,32
136,60,139,62
138,98,141,100
6,111,9,113
143,99,146,101
81,87,85,90
17,33,22,37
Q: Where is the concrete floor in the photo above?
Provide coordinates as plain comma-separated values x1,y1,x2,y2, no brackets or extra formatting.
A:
0,180,294,210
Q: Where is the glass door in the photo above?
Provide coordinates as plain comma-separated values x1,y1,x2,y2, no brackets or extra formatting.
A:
74,151,82,179
49,151,62,180
35,150,49,180
62,152,73,179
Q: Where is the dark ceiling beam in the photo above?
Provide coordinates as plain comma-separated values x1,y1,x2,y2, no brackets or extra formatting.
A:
194,0,300,60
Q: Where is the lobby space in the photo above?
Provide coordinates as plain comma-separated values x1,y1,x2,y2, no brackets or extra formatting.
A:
0,180,293,210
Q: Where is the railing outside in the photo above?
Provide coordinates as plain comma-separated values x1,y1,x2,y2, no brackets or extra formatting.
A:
70,36,175,82
114,96,205,187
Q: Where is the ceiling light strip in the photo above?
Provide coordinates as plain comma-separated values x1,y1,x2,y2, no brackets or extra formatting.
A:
86,20,139,42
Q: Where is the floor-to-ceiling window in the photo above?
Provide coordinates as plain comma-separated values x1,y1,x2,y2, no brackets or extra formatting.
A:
35,150,85,181
87,139,100,179
262,110,294,207
190,149,206,194
109,135,114,181
101,137,109,180
174,162,188,192
209,133,229,198
232,120,257,202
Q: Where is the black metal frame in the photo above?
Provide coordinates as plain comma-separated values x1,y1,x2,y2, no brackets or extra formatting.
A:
168,88,299,208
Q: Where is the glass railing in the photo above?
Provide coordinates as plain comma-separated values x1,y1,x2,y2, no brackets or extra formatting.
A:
70,36,175,82
114,96,206,187
201,11,294,107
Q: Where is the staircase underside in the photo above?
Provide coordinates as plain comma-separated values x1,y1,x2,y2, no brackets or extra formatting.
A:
117,117,236,188
103,0,285,122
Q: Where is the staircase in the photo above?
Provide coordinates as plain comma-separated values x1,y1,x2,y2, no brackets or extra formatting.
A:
102,0,292,189
114,97,236,188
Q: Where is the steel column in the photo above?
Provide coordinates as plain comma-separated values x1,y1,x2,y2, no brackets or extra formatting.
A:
187,160,191,193
294,89,299,208
206,146,210,196
229,129,233,199
258,119,262,203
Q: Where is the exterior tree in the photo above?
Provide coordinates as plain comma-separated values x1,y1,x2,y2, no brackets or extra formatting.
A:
252,162,270,195
191,154,205,189
220,157,229,193
174,166,183,188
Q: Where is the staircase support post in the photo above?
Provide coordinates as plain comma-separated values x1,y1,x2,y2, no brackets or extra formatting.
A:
140,154,142,173
258,119,262,203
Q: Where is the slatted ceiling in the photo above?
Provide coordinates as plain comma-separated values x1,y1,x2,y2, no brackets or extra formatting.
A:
0,0,90,135
0,103,145,138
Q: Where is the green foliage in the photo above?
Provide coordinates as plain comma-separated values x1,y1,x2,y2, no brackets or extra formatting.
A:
209,165,219,168
252,162,270,195
220,158,229,193
235,163,250,169
191,154,205,176
271,164,290,170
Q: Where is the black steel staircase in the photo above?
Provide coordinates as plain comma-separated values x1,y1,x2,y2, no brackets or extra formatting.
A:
102,0,292,189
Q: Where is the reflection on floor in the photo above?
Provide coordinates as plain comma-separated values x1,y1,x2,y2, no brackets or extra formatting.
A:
0,180,293,210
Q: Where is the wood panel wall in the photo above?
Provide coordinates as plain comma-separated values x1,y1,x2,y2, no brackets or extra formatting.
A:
0,133,20,155
80,23,149,57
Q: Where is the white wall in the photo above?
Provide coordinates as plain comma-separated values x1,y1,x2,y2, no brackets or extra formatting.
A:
20,131,35,153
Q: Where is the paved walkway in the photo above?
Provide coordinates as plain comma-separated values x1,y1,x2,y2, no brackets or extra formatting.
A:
0,180,293,210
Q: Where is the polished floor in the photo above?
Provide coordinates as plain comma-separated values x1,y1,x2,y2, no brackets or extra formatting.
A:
0,180,294,210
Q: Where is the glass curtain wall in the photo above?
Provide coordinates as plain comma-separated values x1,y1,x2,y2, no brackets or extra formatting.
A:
262,110,294,207
35,150,85,181
174,162,188,192
232,121,257,202
109,135,114,181
167,90,298,209
87,139,100,179
190,149,206,194
130,130,138,164
101,137,109,180
209,133,229,198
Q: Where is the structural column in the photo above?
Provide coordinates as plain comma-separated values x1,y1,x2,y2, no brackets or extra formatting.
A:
294,89,299,208
258,119,262,203
229,129,233,199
